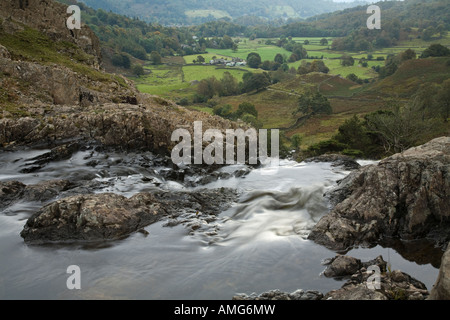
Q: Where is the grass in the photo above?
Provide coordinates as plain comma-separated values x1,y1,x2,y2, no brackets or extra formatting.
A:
324,59,379,79
130,36,449,149
207,44,292,63
182,65,248,82
0,24,128,88
183,53,230,64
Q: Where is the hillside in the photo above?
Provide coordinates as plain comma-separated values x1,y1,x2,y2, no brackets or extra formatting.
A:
79,0,369,25
0,0,241,152
212,55,450,149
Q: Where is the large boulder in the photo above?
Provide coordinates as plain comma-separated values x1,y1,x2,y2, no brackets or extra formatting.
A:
429,244,450,300
20,188,238,243
20,193,164,243
308,137,450,251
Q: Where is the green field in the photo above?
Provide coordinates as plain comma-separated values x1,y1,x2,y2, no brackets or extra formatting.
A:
182,65,249,82
183,53,230,64
130,35,450,132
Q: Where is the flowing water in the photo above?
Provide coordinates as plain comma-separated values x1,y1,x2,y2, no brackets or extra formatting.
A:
0,149,440,299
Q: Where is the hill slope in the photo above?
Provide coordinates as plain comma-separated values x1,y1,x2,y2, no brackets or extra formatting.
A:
79,0,369,25
0,0,241,153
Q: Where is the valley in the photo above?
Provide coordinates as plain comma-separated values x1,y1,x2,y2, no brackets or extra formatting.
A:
128,33,450,151
0,0,449,303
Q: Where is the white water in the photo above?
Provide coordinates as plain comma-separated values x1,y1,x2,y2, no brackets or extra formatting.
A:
0,150,439,299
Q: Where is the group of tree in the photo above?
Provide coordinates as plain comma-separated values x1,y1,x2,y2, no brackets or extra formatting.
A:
294,92,332,117
375,45,449,79
297,60,329,75
304,80,450,159
199,36,238,50
194,71,271,102
61,1,207,65
212,102,263,128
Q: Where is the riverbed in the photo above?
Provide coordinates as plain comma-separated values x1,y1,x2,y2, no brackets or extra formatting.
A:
0,149,440,299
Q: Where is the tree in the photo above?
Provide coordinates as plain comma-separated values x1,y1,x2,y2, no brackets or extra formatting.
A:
420,44,450,58
131,64,145,77
346,73,359,83
196,55,205,63
378,54,399,79
340,54,354,66
219,72,239,96
364,101,429,154
320,38,328,46
213,104,234,119
304,40,309,45
422,27,435,41
197,76,221,100
247,52,262,68
241,72,270,93
310,60,329,73
334,115,370,152
295,92,332,116
297,60,329,74
241,114,263,129
291,134,303,152
111,53,131,69
150,51,162,65
236,102,258,118
400,49,416,62
274,53,284,65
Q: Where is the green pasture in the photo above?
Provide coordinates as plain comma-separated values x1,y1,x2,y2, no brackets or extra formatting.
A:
182,65,248,82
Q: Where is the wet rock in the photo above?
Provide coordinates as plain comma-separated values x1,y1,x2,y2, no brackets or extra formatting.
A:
232,289,323,301
20,187,238,243
20,193,165,243
323,255,362,278
159,168,185,182
323,255,429,300
429,244,450,300
309,137,450,251
233,255,428,300
23,179,74,202
0,179,77,209
304,154,361,171
0,180,26,209
20,143,79,173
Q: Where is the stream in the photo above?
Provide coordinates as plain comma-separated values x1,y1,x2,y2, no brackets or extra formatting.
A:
0,148,440,299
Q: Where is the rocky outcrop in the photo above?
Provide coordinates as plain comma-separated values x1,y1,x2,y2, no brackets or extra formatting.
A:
0,100,244,154
323,255,429,300
20,188,238,243
233,255,429,300
429,245,450,300
233,289,324,301
0,0,101,67
308,137,450,251
20,193,163,243
0,52,136,106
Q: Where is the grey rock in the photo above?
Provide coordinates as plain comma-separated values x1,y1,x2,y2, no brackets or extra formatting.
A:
323,255,362,278
324,255,429,300
232,289,323,300
429,244,450,300
20,192,165,243
20,188,238,243
309,137,450,251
